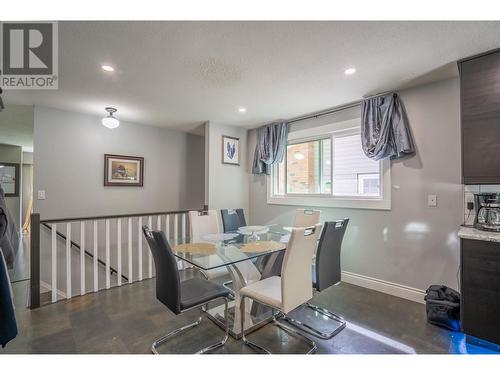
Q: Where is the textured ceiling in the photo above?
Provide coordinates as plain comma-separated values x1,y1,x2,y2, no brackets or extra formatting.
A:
4,21,500,131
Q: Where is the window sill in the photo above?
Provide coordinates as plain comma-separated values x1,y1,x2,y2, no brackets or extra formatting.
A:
266,194,391,210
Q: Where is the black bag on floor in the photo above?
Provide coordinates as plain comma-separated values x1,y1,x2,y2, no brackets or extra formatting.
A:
424,285,461,331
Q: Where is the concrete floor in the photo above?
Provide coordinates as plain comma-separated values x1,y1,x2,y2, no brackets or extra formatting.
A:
0,276,491,354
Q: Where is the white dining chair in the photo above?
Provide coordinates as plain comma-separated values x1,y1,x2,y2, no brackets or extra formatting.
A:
239,224,322,354
293,209,321,227
189,210,220,239
188,210,229,280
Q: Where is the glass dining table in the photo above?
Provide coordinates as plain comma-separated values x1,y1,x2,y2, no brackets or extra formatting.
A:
169,226,290,338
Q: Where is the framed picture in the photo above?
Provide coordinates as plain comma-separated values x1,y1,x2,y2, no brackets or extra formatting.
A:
0,163,19,197
104,154,144,187
222,135,240,165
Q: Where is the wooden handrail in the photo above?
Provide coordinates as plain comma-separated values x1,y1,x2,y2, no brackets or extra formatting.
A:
40,208,201,224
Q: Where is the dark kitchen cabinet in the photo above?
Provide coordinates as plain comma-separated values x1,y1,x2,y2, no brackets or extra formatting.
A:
459,49,500,184
461,239,500,345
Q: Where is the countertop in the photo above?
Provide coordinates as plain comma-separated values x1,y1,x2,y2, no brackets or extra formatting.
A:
458,226,500,243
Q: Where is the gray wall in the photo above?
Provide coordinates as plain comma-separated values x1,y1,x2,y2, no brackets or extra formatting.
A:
34,106,205,296
247,78,462,291
34,106,205,219
0,144,23,231
206,122,249,211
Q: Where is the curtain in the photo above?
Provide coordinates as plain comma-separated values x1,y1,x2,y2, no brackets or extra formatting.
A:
252,121,289,175
361,93,415,161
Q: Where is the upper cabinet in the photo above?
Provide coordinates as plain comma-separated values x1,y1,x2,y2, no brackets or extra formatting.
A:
460,50,500,184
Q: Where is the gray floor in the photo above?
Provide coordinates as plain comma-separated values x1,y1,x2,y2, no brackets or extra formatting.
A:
0,275,490,354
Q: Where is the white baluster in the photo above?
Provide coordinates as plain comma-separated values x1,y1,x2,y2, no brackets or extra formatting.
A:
51,224,57,303
80,221,85,296
182,213,186,239
174,214,179,242
66,223,72,299
148,216,153,278
138,216,143,281
117,219,122,287
165,215,170,239
105,219,110,289
128,217,133,284
93,221,98,292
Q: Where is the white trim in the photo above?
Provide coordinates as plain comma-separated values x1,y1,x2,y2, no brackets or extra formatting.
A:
267,159,391,210
341,271,426,304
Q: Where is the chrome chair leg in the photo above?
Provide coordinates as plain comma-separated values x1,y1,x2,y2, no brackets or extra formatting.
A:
152,297,230,354
240,296,271,354
240,296,317,354
151,318,202,354
281,302,346,339
196,298,229,354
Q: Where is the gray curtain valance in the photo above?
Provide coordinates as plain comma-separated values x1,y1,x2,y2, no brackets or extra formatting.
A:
252,121,289,175
361,93,415,161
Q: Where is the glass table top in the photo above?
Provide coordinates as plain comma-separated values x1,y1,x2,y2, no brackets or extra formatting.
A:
169,225,290,271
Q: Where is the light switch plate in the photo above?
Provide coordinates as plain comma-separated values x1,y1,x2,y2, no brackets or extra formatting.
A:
428,194,437,207
37,190,46,200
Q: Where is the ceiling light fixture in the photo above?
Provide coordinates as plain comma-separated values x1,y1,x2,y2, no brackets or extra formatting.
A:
238,107,247,113
344,67,356,75
101,65,115,72
294,151,305,160
102,107,119,129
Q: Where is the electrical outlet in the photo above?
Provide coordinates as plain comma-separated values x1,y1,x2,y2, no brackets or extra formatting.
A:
428,194,437,207
37,190,46,200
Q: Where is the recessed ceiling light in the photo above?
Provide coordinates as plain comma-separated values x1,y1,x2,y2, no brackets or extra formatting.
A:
101,65,115,72
238,107,247,113
344,67,356,75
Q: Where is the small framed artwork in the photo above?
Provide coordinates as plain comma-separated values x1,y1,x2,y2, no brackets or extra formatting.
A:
222,135,240,165
104,154,144,187
0,163,20,197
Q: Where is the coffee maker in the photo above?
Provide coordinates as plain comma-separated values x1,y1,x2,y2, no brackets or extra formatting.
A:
474,193,500,231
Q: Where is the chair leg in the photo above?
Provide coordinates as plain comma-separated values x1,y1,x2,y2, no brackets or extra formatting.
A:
240,296,317,354
151,317,201,354
152,297,230,354
273,314,317,354
196,297,229,354
281,302,346,339
240,296,271,354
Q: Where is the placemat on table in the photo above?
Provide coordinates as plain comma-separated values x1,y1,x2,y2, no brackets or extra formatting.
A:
173,242,216,255
241,241,285,253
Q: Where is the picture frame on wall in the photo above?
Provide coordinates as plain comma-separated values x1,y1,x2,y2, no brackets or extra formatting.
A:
222,135,240,165
0,163,20,197
104,154,144,187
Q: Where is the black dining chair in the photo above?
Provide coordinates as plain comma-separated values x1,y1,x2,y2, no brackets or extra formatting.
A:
282,219,349,339
220,208,246,233
142,226,230,354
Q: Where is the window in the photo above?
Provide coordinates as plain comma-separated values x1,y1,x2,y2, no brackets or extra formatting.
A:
332,133,380,197
269,125,391,210
276,138,331,195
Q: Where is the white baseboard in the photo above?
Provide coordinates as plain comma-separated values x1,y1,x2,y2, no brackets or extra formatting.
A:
341,271,426,304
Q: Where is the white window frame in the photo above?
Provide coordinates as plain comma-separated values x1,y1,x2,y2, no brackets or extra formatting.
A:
267,120,391,210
